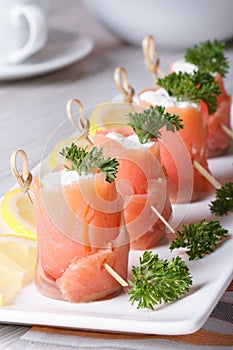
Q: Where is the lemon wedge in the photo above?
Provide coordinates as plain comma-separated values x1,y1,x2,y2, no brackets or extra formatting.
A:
48,137,74,169
0,234,37,283
89,102,135,137
0,291,4,307
0,188,36,240
0,249,26,305
0,234,37,305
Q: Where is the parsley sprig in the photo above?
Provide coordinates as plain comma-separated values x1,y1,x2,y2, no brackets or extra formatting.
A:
170,219,229,260
209,182,233,216
128,251,192,310
60,143,119,183
127,105,183,144
157,71,221,114
185,39,229,77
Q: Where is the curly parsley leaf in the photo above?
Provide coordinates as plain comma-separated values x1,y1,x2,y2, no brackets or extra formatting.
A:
209,182,233,216
185,39,229,77
127,105,183,144
157,71,221,114
128,251,192,310
170,219,229,260
60,143,119,183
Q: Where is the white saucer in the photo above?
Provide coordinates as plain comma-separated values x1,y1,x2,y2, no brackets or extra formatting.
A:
0,28,94,80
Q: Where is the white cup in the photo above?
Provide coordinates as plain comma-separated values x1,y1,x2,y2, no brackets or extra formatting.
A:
0,0,50,65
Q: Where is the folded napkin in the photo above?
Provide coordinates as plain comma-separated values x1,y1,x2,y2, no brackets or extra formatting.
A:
8,282,233,350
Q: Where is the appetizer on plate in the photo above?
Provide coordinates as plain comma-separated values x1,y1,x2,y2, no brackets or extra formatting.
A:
171,39,232,158
94,106,183,249
35,145,130,303
138,70,220,203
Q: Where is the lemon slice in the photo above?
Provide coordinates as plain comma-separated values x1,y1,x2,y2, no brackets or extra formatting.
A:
0,234,37,283
0,234,37,305
89,102,135,136
0,188,36,240
48,136,91,169
0,291,4,307
0,249,26,285
48,137,74,169
0,249,26,305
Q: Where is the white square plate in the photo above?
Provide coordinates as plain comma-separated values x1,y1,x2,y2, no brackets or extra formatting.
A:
0,150,232,335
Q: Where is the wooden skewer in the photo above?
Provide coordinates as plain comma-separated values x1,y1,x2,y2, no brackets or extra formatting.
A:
150,205,175,234
10,149,34,204
193,160,222,190
66,98,94,145
114,67,135,103
104,205,175,286
221,124,233,139
103,262,129,287
142,35,165,83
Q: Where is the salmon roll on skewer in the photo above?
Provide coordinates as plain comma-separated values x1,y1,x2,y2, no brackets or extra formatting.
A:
35,145,129,303
95,106,182,249
171,39,232,157
95,130,171,250
138,70,221,203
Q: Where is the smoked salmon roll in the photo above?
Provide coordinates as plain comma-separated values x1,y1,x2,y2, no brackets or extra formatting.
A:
171,39,232,157
35,145,129,303
200,75,231,157
94,105,180,250
138,70,220,203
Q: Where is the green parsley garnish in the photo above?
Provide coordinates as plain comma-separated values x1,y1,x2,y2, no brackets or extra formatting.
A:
60,143,119,183
157,70,221,114
127,105,183,144
128,251,192,310
209,182,233,216
185,39,229,77
170,219,229,260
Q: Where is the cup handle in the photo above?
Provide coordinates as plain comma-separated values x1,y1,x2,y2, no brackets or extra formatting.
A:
9,4,48,64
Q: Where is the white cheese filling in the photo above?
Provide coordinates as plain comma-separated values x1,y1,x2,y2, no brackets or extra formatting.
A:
106,132,155,149
171,58,198,75
41,169,94,189
140,88,200,110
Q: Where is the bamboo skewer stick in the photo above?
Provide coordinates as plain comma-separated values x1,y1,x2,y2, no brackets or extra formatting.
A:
221,124,233,139
193,160,222,190
10,149,34,204
114,67,135,103
142,35,165,83
104,204,175,287
103,262,129,287
150,205,175,234
66,98,94,145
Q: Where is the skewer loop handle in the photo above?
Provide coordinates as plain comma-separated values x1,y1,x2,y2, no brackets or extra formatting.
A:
142,34,165,83
66,98,94,145
114,67,135,103
10,149,34,204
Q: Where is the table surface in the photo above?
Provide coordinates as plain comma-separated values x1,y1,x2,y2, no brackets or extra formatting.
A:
1,1,233,348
